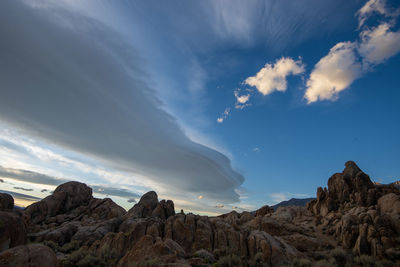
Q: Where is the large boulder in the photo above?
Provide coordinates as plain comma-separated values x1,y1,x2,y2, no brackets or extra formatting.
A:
126,191,175,220
0,211,26,252
127,191,159,218
24,181,92,225
0,244,58,267
0,193,14,210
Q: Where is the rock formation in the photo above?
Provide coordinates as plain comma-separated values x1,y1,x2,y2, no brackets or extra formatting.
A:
307,161,400,260
0,161,399,266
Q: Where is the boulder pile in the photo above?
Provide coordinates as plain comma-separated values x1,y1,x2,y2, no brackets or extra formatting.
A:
0,161,399,266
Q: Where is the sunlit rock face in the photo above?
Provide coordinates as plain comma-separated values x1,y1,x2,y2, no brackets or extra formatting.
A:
0,161,399,266
308,161,400,259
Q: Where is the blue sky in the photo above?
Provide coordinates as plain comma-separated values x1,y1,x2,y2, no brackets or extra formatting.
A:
0,0,399,214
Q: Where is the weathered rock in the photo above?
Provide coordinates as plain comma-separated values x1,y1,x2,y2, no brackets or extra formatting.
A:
378,193,400,216
0,211,26,252
0,193,14,210
0,244,58,267
247,230,298,266
255,205,274,217
126,191,175,221
24,181,92,225
118,236,185,266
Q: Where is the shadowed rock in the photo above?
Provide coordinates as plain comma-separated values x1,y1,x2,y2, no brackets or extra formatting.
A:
0,244,57,267
0,193,14,211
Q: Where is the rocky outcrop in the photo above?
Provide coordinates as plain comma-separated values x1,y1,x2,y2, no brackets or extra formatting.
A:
0,161,399,266
24,182,126,248
308,161,400,259
0,193,14,211
24,181,92,225
126,191,175,220
0,244,58,267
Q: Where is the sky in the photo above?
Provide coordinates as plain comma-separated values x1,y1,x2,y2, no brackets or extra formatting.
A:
0,0,399,215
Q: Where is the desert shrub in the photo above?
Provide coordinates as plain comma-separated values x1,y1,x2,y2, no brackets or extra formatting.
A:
60,240,81,253
315,259,332,267
310,251,327,261
42,240,60,252
98,243,119,261
285,258,313,267
68,247,89,263
353,255,393,267
214,254,241,267
130,258,160,267
354,255,375,267
77,253,106,267
329,248,348,267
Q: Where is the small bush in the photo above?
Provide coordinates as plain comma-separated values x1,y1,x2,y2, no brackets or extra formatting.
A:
42,240,60,252
130,258,160,267
285,258,313,267
77,254,106,267
315,259,331,267
215,254,241,267
330,248,348,266
60,240,81,253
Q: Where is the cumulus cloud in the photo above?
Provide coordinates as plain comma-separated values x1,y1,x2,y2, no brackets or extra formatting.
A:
0,1,243,203
305,0,400,103
359,23,400,66
305,42,362,103
245,57,305,96
357,0,398,28
215,204,224,208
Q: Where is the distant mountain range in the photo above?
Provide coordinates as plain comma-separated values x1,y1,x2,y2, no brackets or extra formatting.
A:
272,197,315,210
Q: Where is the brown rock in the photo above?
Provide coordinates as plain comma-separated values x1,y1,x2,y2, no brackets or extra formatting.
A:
0,211,26,252
0,193,13,210
255,205,274,217
24,181,92,224
0,244,58,267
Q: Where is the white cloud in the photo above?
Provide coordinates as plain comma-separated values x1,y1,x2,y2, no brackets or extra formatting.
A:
234,90,250,104
357,0,398,28
253,147,260,153
217,108,230,123
359,23,400,66
245,57,305,96
305,0,400,104
305,42,362,103
234,89,251,109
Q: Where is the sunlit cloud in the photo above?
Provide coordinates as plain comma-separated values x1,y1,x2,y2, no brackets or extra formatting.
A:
245,57,305,96
305,42,361,103
305,0,400,103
